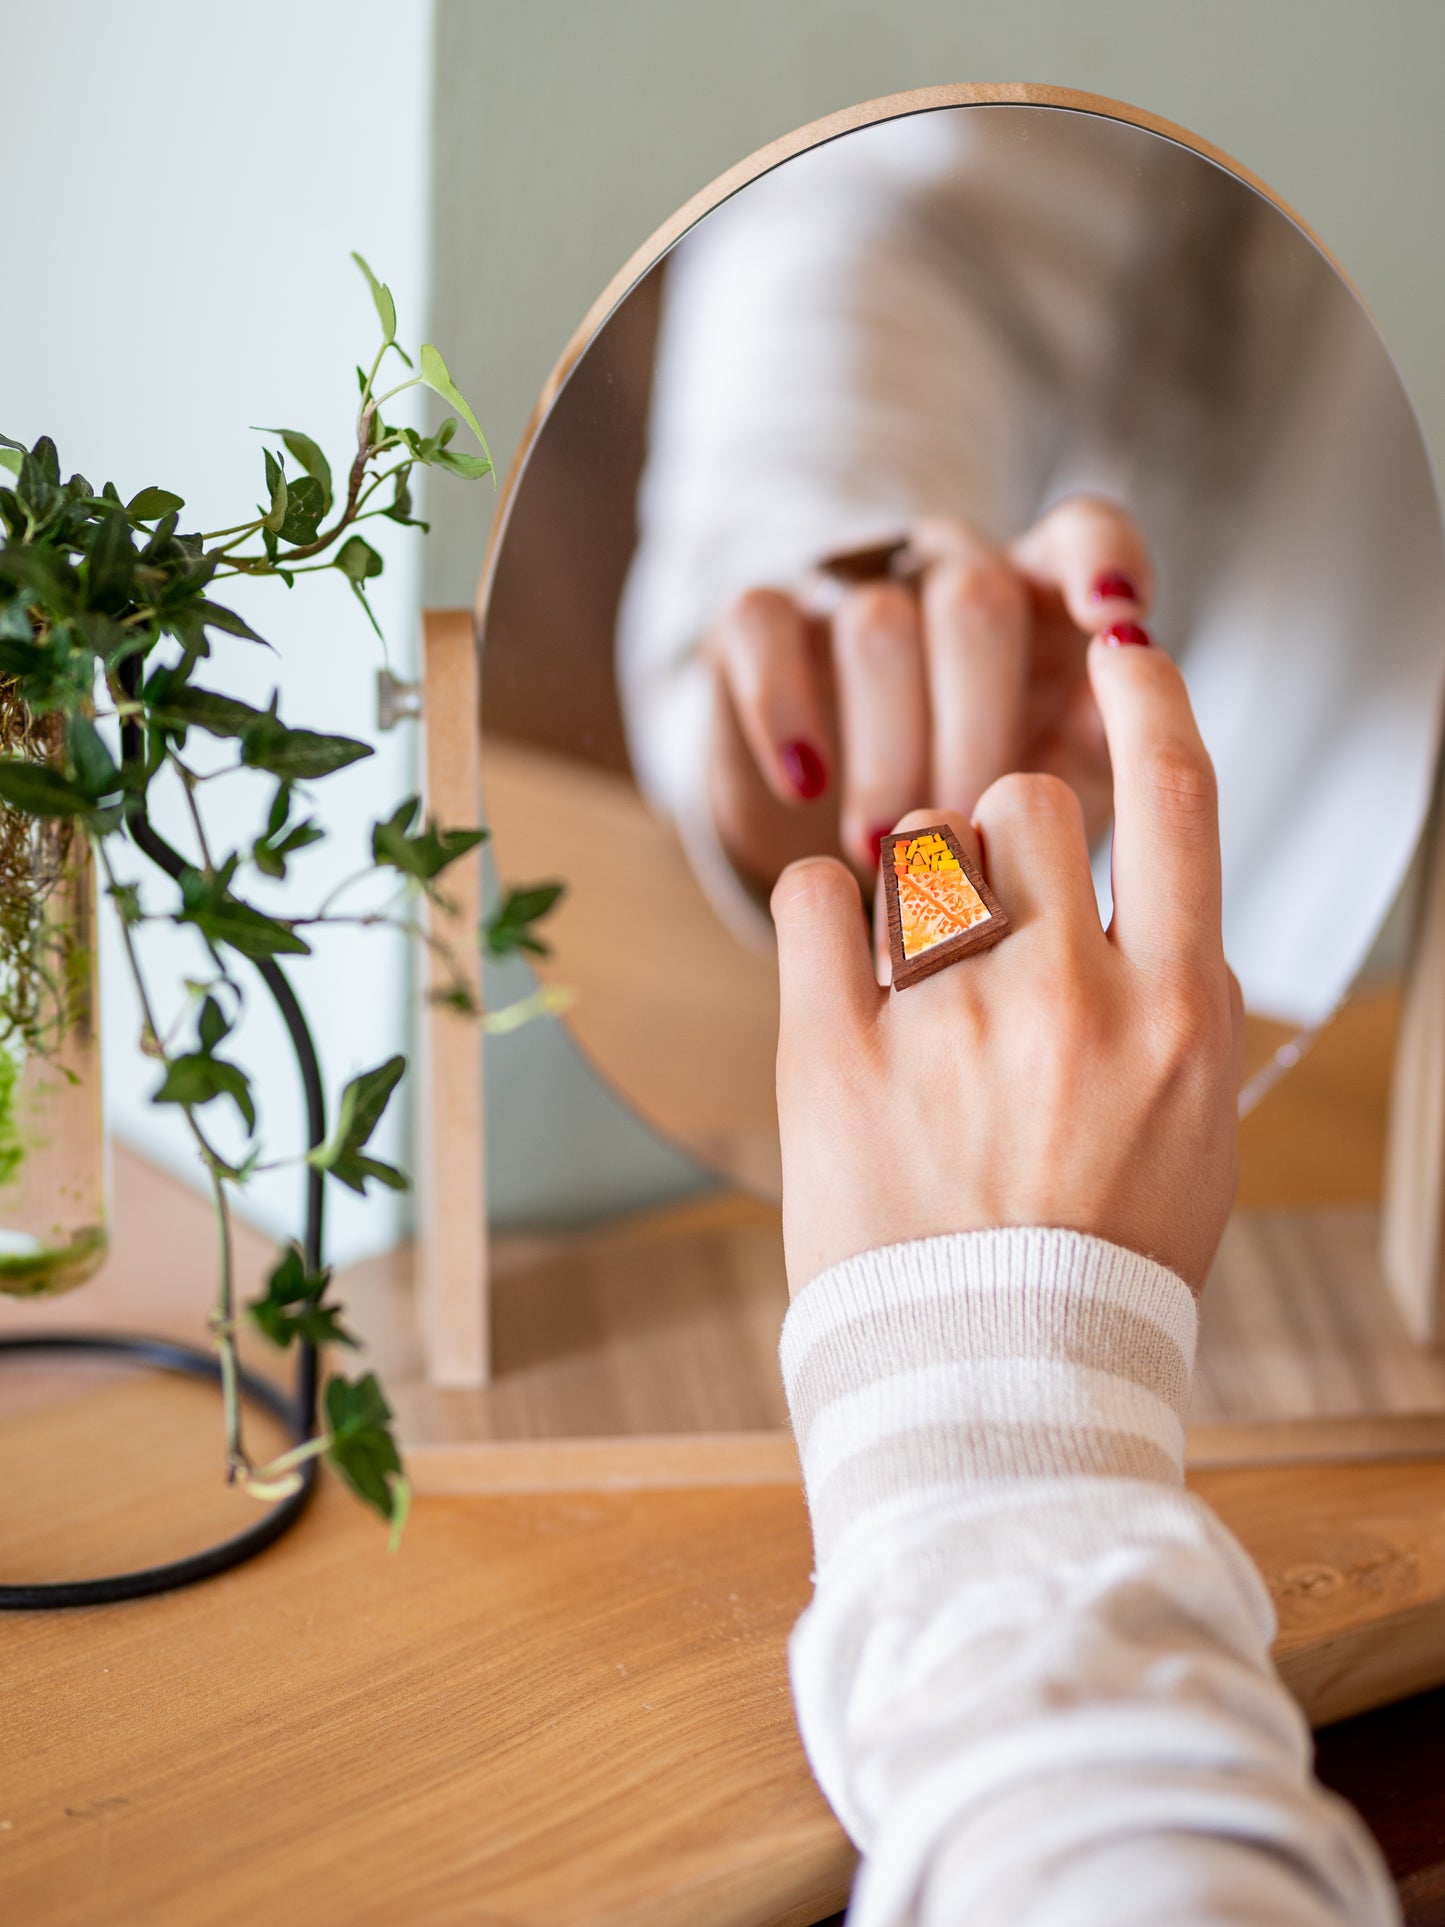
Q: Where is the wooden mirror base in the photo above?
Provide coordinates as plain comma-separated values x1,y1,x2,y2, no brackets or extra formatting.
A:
354,1190,1445,1493
338,1184,1445,1731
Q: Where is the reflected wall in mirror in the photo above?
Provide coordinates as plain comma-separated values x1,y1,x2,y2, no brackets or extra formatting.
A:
479,88,1445,1206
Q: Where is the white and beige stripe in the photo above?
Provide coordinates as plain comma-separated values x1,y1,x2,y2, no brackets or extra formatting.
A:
780,1228,1199,1565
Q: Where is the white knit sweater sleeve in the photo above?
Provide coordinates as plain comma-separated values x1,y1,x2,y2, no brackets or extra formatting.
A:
780,1229,1399,1926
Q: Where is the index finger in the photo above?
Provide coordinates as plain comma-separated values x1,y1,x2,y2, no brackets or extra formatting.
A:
771,856,882,1048
1086,636,1223,972
1010,494,1154,632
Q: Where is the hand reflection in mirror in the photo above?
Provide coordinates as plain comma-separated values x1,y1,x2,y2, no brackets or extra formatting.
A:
613,107,1442,1038
706,496,1152,896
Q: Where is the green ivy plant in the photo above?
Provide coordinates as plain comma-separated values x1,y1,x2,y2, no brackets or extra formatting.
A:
0,256,562,1540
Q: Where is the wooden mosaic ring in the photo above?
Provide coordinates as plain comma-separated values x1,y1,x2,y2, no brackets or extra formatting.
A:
882,821,1011,989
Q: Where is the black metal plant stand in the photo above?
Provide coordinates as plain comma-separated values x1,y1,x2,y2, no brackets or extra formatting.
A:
0,688,327,1609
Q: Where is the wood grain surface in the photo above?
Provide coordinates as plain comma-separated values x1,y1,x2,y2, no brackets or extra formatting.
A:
3,1387,1444,1924
0,1453,848,1927
4,1152,1445,1922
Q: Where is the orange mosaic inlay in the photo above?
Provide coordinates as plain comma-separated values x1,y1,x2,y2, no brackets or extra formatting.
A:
893,831,992,960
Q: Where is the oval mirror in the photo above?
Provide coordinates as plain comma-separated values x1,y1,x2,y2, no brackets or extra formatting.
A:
477,84,1445,1198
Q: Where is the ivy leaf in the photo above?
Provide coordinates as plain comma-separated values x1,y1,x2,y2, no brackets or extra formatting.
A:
0,434,22,478
381,470,428,531
0,541,78,610
75,608,133,668
417,345,492,475
335,535,383,585
307,1055,409,1195
183,600,267,647
253,783,324,879
127,486,186,519
261,448,289,533
335,536,386,642
85,511,137,612
0,760,93,817
67,714,120,799
16,439,63,524
484,881,564,958
276,474,326,546
198,994,230,1054
177,865,311,960
30,436,60,485
152,1049,257,1135
107,880,142,926
325,1370,408,1536
0,604,32,646
149,681,265,741
352,252,397,346
255,429,332,515
428,445,494,481
249,1244,357,1351
371,795,486,884
240,705,373,781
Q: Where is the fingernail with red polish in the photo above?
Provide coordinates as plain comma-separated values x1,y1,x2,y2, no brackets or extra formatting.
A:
1089,572,1139,604
781,740,828,799
1100,620,1152,647
869,825,892,868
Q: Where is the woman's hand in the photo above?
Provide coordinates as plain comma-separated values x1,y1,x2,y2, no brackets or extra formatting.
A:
772,635,1242,1297
706,495,1153,891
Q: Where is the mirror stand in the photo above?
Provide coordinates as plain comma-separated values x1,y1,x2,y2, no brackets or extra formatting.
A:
1383,777,1445,1343
415,609,490,1386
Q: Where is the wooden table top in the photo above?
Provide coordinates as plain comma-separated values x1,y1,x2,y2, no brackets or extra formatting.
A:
5,1374,1445,1925
0,1449,844,1926
5,1061,1445,1927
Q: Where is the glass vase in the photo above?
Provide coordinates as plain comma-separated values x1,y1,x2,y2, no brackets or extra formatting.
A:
0,684,107,1296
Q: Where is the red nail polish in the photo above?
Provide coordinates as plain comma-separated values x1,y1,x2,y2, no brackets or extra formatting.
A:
869,825,892,868
1100,620,1152,647
1089,572,1139,604
781,740,828,799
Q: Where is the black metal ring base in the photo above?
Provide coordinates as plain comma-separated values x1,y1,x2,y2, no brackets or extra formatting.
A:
0,1331,318,1610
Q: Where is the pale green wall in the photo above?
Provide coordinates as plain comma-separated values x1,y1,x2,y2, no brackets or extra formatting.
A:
430,0,1445,1224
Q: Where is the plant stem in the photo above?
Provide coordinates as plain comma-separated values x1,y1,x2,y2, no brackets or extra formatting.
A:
95,838,252,1473
293,906,477,1006
309,865,382,921
349,462,412,515
169,755,216,872
205,1160,248,1480
248,1433,329,1480
202,514,269,542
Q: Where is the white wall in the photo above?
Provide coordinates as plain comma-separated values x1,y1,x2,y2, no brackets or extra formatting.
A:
2,0,437,1263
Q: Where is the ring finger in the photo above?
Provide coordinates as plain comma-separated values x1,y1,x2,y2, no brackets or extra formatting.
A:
872,806,986,982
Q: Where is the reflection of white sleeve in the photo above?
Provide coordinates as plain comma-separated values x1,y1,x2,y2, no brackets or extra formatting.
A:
616,116,1080,941
782,1231,1398,1927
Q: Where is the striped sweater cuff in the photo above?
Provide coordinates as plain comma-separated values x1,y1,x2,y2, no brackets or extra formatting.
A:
780,1228,1198,1566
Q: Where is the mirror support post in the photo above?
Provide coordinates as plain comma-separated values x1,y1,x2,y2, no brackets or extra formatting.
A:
1383,775,1445,1347
417,607,490,1385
